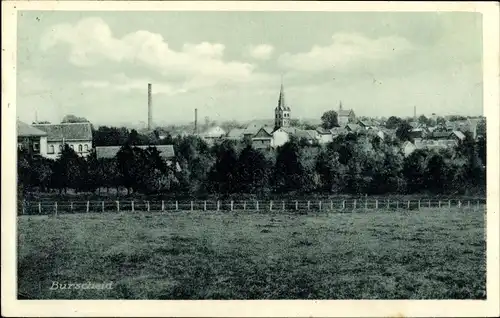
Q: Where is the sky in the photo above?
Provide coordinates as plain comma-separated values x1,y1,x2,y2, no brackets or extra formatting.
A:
16,11,483,127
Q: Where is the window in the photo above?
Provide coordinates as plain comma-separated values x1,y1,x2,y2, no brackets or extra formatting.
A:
48,145,55,154
84,144,89,152
78,144,83,152
33,142,40,152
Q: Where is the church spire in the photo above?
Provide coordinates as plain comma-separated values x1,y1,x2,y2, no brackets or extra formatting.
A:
277,76,285,110
339,101,343,111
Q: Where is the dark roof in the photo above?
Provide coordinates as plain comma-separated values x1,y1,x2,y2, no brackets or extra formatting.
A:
17,120,47,137
429,131,452,139
32,123,92,141
96,145,175,159
346,123,361,131
316,127,331,134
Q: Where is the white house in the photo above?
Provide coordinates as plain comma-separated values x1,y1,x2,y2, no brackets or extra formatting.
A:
272,127,296,148
316,127,333,144
32,122,93,160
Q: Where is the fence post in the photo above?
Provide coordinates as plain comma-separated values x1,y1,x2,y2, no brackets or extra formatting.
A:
307,201,310,211
429,200,431,208
407,200,410,210
396,201,399,209
418,200,421,210
295,201,298,211
54,202,58,216
147,201,151,212
342,200,346,210
70,202,73,213
375,199,378,209
117,201,120,213
365,200,368,210
353,199,357,210
477,200,480,209
102,201,105,213
175,201,178,211
269,200,273,211
38,202,42,214
204,201,207,211
230,201,234,211
458,200,461,208
448,200,451,209
21,201,25,215
217,200,220,211
468,201,470,209
86,201,90,213
191,201,194,211
131,201,135,213
330,200,333,210
319,201,322,211
161,200,165,212
243,201,246,211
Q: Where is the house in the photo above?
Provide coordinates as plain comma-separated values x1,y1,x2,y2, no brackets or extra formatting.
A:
225,128,246,141
32,122,93,160
402,141,417,157
330,127,348,137
199,126,226,144
336,102,356,127
95,145,180,171
251,127,273,149
409,128,426,140
271,126,297,148
316,127,333,144
296,129,319,145
345,123,361,133
17,120,48,157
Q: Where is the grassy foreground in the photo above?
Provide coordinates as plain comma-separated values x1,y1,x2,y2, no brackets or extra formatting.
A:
18,208,486,299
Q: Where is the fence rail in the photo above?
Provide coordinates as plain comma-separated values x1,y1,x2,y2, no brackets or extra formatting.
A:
17,198,487,216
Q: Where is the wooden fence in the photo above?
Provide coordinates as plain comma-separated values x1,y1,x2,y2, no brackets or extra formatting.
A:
17,198,487,216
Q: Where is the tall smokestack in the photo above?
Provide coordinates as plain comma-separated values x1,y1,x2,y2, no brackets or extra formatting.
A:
147,83,152,130
413,105,417,121
194,108,198,134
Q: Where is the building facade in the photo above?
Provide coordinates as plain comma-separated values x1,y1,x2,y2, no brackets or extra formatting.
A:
337,102,356,127
17,120,48,157
32,122,93,160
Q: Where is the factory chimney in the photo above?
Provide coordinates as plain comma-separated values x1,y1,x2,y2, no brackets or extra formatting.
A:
147,83,152,130
194,108,198,134
413,105,417,121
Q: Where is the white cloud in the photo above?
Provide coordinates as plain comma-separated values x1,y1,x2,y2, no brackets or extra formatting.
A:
278,32,414,72
40,17,265,91
248,44,274,60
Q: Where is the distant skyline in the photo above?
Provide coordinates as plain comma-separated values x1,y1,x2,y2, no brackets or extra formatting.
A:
17,11,483,126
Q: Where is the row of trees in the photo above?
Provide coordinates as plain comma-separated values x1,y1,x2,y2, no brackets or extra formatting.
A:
18,128,486,198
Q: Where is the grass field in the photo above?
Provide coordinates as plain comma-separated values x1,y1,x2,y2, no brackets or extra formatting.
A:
17,207,486,299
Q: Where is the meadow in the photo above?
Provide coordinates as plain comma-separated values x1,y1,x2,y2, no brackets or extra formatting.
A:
17,207,486,299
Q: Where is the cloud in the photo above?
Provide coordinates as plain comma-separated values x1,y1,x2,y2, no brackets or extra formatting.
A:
278,32,414,72
248,44,274,60
40,17,268,92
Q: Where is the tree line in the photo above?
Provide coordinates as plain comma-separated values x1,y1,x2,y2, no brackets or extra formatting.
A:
18,127,486,199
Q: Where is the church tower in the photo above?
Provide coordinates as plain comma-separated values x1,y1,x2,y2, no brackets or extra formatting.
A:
274,80,291,130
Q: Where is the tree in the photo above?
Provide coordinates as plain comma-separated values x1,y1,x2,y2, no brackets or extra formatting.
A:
51,145,86,193
236,145,271,195
418,115,429,126
207,141,239,195
272,137,310,193
403,149,429,193
385,116,404,129
395,121,414,143
320,110,339,129
436,116,446,125
61,114,90,123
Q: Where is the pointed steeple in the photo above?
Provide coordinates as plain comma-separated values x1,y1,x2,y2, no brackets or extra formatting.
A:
277,76,286,111
339,101,343,111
